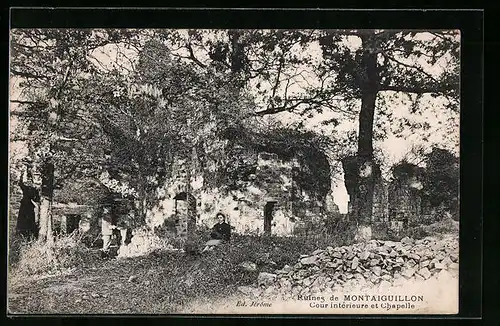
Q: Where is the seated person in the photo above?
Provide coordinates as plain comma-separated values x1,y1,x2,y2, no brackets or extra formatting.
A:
201,213,231,252
210,212,231,241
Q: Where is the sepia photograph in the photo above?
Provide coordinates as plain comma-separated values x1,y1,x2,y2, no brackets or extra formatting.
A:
8,27,460,315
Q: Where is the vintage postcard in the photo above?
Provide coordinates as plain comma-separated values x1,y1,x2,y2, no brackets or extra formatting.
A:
8,26,460,315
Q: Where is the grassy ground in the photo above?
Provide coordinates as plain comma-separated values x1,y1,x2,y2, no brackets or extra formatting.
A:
9,250,238,314
7,217,458,315
7,233,345,314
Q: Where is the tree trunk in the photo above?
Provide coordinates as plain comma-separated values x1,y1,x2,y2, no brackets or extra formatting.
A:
38,198,53,243
353,33,379,241
38,160,55,243
355,91,377,241
341,155,357,219
138,169,147,225
184,149,198,253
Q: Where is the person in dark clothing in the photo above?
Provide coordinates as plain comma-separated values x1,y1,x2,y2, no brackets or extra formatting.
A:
16,169,40,240
210,212,231,241
201,213,231,253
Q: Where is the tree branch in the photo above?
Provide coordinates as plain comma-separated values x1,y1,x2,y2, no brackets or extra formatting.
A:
253,101,304,116
381,53,440,84
271,56,284,100
379,84,448,94
253,94,350,117
10,100,46,106
10,69,50,80
56,136,79,141
428,31,457,42
186,42,206,68
55,64,72,99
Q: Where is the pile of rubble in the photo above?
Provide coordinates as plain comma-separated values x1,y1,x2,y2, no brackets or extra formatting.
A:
239,235,458,299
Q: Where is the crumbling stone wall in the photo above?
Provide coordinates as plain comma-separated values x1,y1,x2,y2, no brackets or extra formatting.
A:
388,184,422,227
145,150,443,239
343,159,431,231
146,150,324,237
324,192,340,215
372,180,389,223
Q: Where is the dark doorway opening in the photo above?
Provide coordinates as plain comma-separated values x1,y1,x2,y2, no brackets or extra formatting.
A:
264,201,277,235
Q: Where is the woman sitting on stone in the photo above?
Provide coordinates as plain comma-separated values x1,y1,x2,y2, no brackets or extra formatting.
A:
210,212,231,241
201,212,231,253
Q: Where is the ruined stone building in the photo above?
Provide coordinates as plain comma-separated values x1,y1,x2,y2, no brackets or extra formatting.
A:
46,147,438,240
133,125,337,237
387,182,423,227
147,149,331,237
146,137,446,239
341,156,435,231
41,126,333,239
345,162,430,231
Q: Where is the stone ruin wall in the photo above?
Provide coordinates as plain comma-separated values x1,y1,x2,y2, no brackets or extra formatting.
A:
53,155,432,239
145,150,434,238
145,151,324,237
372,180,389,223
370,177,427,231
342,164,432,232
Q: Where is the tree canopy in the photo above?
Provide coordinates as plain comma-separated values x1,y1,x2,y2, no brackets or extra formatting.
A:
10,29,460,240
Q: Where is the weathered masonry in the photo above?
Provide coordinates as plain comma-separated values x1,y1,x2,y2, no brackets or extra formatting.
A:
147,150,330,236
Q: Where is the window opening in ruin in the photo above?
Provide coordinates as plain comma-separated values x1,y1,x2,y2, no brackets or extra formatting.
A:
57,214,81,235
64,214,81,234
264,201,277,235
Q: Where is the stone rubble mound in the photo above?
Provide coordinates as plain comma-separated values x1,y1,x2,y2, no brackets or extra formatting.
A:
241,235,458,299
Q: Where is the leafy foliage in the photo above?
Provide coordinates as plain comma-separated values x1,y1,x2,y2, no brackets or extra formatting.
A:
421,147,459,215
10,29,138,185
10,29,460,233
391,160,425,183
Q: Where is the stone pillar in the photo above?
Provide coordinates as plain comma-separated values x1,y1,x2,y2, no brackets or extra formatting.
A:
174,192,197,249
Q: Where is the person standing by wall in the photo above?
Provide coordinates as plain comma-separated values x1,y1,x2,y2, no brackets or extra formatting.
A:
115,199,133,254
100,204,115,258
16,163,40,240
